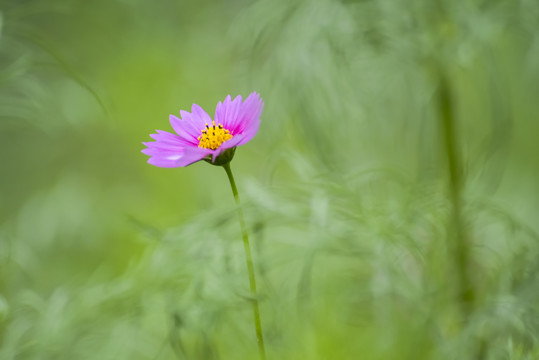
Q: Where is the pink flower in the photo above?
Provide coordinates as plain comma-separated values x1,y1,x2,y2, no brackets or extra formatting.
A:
142,92,264,167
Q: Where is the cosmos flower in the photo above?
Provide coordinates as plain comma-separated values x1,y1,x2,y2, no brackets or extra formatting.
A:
142,92,264,167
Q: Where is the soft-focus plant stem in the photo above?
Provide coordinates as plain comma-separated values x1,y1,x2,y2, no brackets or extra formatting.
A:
437,71,475,319
223,162,267,360
438,68,488,359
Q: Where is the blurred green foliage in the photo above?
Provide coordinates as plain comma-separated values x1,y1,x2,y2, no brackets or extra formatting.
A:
1,0,538,359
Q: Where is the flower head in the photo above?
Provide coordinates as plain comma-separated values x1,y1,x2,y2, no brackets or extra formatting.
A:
142,92,263,167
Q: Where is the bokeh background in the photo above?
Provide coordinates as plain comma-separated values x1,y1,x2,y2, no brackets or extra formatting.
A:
1,0,539,359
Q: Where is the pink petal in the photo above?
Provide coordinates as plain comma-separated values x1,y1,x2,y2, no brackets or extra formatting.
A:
169,115,199,143
190,104,213,128
214,95,243,132
236,118,261,146
147,157,185,168
149,130,194,147
234,92,264,134
146,146,212,168
212,134,244,159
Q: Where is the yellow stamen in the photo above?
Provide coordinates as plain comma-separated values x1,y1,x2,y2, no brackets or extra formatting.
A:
197,121,233,150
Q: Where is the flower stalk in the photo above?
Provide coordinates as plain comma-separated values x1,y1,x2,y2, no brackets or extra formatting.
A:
223,162,266,360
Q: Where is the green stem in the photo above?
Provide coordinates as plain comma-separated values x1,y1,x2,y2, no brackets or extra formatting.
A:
223,162,266,360
438,71,474,319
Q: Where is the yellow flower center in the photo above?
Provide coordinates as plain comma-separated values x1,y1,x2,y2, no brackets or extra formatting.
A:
197,121,233,150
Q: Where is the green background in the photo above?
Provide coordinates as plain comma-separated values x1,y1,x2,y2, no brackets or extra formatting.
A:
1,0,538,359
